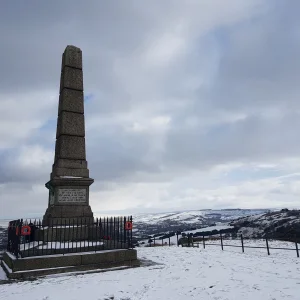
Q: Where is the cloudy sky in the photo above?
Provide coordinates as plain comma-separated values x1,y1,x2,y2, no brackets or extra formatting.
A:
1,0,300,219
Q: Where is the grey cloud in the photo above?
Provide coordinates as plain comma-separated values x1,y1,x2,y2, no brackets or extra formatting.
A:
164,112,300,171
1,0,300,216
160,1,300,172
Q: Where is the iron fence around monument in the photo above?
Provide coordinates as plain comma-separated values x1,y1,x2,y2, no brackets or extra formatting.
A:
6,216,133,259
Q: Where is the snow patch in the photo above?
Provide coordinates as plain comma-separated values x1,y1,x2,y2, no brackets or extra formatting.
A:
1,245,299,299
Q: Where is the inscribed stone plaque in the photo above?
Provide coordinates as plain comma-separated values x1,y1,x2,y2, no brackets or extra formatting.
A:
58,188,86,203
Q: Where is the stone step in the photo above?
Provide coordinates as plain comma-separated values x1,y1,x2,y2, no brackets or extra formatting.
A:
2,249,138,279
1,258,139,280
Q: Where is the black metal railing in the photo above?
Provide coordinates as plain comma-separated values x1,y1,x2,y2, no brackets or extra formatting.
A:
6,216,133,259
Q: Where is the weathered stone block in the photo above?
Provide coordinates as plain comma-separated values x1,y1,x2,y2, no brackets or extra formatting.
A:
63,45,82,69
60,67,83,91
52,167,89,178
49,177,94,187
124,249,138,260
50,205,94,217
55,135,86,160
60,205,86,217
114,250,126,261
81,251,116,265
54,158,87,169
13,254,82,271
83,205,94,216
58,89,84,114
57,111,85,138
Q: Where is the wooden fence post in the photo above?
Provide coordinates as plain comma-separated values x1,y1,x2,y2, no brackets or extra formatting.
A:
220,233,224,251
266,236,270,255
295,235,299,258
241,234,244,253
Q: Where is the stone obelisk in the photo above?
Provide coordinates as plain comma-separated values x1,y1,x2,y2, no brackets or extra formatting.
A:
43,45,94,226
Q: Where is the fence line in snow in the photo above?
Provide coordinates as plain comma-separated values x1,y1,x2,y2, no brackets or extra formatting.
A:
145,232,300,258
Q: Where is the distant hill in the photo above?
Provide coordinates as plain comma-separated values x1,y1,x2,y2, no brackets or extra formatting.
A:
132,209,270,238
229,209,300,242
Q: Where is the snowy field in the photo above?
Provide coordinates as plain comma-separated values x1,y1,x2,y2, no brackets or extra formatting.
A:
1,241,300,300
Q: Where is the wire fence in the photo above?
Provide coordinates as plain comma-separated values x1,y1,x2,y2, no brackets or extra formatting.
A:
145,232,300,258
7,216,133,259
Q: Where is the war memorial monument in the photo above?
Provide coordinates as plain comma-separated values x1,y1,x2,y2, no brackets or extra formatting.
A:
1,46,138,279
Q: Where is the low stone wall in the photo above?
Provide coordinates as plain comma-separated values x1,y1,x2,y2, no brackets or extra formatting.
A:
2,249,139,279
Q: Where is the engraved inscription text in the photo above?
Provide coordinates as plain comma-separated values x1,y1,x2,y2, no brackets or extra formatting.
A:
58,188,86,203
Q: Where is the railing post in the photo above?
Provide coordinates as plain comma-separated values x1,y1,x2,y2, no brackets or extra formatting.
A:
123,217,126,249
64,219,67,255
18,219,22,259
176,232,179,247
169,236,171,247
241,234,244,253
266,236,270,255
203,235,205,249
130,216,133,249
95,218,98,253
220,233,224,251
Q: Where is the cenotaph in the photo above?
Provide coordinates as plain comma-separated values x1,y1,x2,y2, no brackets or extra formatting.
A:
1,46,139,279
43,45,94,226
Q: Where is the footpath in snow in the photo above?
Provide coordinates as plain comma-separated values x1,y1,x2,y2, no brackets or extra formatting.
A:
1,243,300,300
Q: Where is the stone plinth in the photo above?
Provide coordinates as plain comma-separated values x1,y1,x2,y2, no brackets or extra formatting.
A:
1,249,139,279
43,178,94,225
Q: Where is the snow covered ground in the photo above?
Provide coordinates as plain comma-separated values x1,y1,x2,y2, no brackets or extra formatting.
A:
1,241,299,300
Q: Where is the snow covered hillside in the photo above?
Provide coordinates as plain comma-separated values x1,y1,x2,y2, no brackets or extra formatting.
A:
134,209,269,225
1,242,299,300
230,209,300,241
132,209,269,238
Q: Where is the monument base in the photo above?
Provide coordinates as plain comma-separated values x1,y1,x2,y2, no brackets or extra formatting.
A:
42,204,94,226
1,249,139,279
